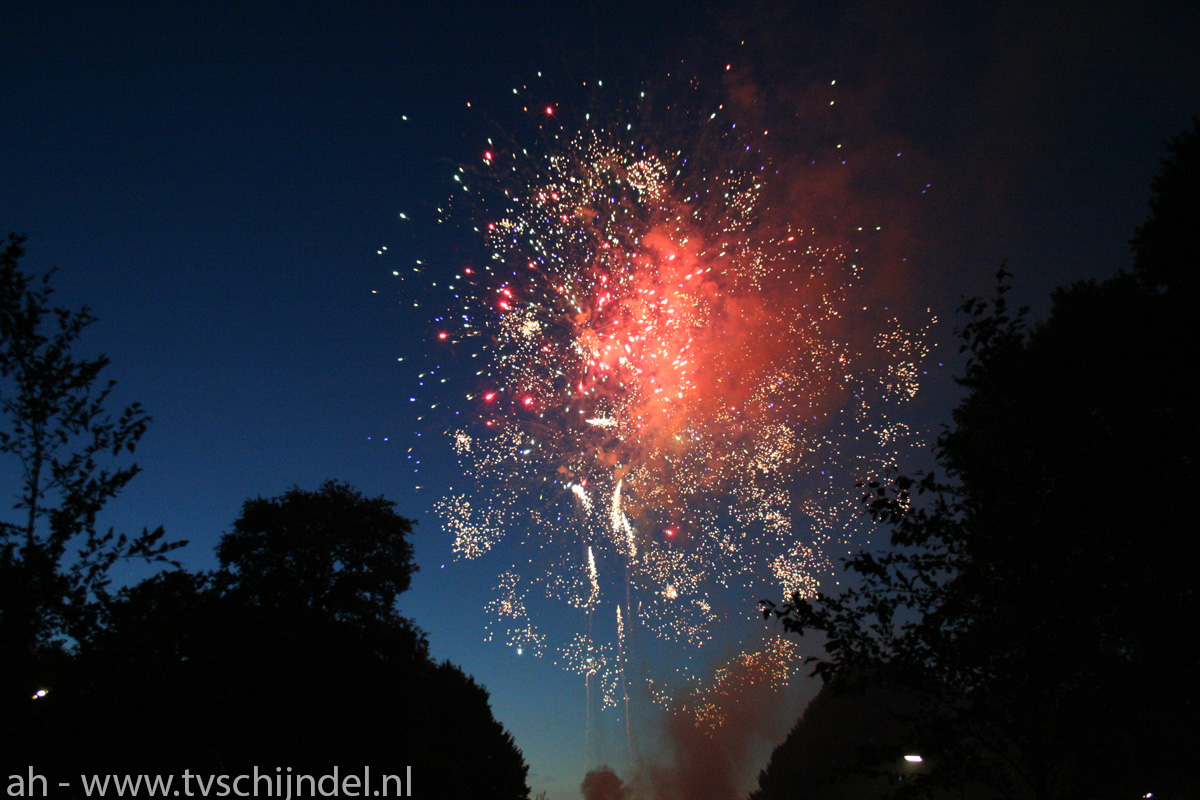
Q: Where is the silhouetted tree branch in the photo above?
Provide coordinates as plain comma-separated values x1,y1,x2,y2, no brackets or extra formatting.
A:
762,122,1200,800
1,233,184,698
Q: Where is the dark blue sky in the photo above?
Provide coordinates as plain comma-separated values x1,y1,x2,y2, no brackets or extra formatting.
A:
4,4,1199,799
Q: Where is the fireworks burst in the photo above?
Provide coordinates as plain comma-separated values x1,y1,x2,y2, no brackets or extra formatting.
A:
423,83,931,710
672,635,804,733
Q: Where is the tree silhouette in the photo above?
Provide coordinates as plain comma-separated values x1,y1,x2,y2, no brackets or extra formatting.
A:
1131,116,1200,300
750,679,922,800
1,233,183,702
17,480,530,800
764,123,1200,800
216,480,417,627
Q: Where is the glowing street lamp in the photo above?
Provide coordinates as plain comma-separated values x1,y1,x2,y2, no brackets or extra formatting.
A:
904,755,923,764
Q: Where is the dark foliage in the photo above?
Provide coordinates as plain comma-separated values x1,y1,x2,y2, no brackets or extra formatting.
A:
1,233,183,700
750,680,924,800
9,480,529,799
217,480,417,628
761,123,1200,800
1131,116,1200,300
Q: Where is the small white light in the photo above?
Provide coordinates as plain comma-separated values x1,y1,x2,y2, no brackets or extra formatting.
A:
32,689,48,699
904,755,923,763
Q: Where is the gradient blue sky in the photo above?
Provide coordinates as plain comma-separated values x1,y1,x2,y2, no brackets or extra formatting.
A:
4,4,1199,799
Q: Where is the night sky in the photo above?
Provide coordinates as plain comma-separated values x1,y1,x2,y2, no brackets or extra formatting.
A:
4,3,1199,799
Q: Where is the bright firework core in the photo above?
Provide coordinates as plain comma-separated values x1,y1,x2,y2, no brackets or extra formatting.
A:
436,110,930,710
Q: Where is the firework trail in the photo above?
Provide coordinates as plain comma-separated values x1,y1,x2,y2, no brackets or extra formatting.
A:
428,83,931,718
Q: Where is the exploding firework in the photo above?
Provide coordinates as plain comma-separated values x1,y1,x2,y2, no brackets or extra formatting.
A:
427,83,931,709
672,635,803,733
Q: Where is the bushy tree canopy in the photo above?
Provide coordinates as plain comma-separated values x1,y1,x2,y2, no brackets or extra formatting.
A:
763,123,1200,800
216,480,417,627
15,479,529,799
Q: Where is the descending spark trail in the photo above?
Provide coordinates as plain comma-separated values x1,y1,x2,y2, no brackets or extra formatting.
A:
427,84,932,715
